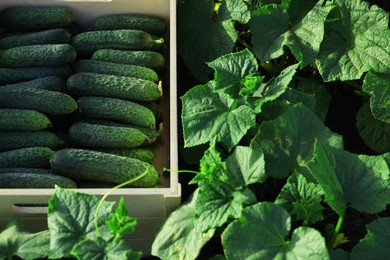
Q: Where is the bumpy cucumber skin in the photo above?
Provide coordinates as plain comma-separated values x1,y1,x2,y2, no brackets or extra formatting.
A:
51,148,160,187
0,87,78,115
0,44,76,67
78,117,160,144
0,147,53,168
74,59,158,82
137,101,161,119
0,66,72,85
97,148,155,164
0,173,76,188
0,6,75,31
0,131,62,151
0,168,52,174
77,96,156,128
70,29,164,56
91,14,167,36
68,122,146,149
2,76,66,92
92,49,166,72
67,72,161,102
0,108,51,130
0,28,71,49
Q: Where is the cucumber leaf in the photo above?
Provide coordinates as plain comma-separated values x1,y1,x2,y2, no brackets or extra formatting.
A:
221,202,329,260
225,145,267,186
195,181,257,232
275,171,325,225
0,222,50,260
351,217,390,259
316,0,390,82
301,141,390,216
225,0,252,24
356,103,390,154
249,0,333,68
181,82,256,149
362,72,390,123
71,236,141,260
278,87,316,112
106,197,137,240
178,0,238,82
250,63,299,113
251,103,343,179
48,186,115,258
295,79,331,122
190,139,227,185
207,49,259,99
151,191,215,260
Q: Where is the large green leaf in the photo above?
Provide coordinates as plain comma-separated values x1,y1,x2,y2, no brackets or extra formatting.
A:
225,145,267,186
225,0,251,24
207,49,259,99
48,187,114,258
302,141,390,216
195,181,256,232
356,103,390,154
151,191,215,260
71,237,141,260
250,63,299,113
0,222,50,260
316,0,390,82
249,0,333,68
275,171,325,225
362,72,390,123
221,202,329,260
251,103,343,178
296,79,331,122
178,0,238,82
190,140,227,185
181,82,256,149
351,217,390,259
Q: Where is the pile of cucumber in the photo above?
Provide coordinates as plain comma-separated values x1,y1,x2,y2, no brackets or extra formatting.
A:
0,6,167,189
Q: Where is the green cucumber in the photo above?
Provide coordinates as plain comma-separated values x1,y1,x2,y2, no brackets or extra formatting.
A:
137,101,161,119
0,28,71,49
0,173,76,188
0,6,75,31
97,148,155,164
0,66,72,85
67,72,161,101
0,44,76,67
77,96,156,128
74,59,158,82
91,13,167,36
0,147,53,168
0,108,51,130
50,148,160,187
1,76,67,92
77,117,160,144
0,168,52,174
70,29,164,56
0,131,62,151
92,49,166,72
0,87,78,115
68,122,147,149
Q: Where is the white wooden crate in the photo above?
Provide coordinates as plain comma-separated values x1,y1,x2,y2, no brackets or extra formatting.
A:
0,0,180,255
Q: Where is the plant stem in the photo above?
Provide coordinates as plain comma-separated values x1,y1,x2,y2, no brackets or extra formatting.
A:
328,211,345,249
94,169,149,237
163,167,199,175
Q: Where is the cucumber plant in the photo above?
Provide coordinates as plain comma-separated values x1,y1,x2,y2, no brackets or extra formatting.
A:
152,0,390,259
0,175,146,259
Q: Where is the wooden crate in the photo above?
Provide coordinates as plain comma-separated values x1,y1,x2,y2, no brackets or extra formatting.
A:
0,0,180,255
